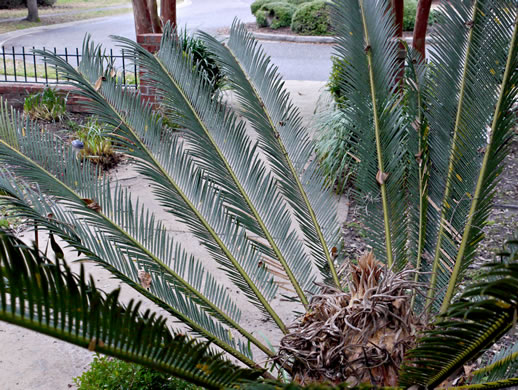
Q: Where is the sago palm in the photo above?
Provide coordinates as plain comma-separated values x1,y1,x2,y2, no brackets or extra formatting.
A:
1,0,518,388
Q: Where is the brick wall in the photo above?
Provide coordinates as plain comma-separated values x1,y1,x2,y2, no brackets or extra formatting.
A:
136,33,162,105
0,83,89,113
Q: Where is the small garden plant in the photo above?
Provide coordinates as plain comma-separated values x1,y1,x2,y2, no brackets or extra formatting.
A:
74,116,118,169
23,86,66,121
74,355,202,390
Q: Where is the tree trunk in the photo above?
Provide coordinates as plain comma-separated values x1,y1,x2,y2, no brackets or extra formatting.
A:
26,0,39,22
413,0,432,59
160,0,176,29
131,0,155,35
392,0,404,39
147,0,162,33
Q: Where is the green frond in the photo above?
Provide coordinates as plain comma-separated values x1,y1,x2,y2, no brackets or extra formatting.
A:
471,344,518,384
424,0,518,312
35,40,287,333
0,103,269,365
0,230,260,390
399,239,518,388
199,21,342,288
331,0,410,269
450,378,518,390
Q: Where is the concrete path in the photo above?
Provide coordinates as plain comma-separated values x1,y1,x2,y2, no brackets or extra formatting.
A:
0,0,334,81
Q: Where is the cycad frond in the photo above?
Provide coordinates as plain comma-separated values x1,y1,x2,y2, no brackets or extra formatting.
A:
471,344,518,384
35,40,288,333
425,0,518,312
399,239,518,388
332,0,408,269
0,101,269,365
113,28,315,317
199,21,342,288
0,230,260,390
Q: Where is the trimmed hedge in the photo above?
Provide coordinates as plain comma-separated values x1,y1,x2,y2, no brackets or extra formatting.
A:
291,0,332,36
403,0,438,31
286,0,312,5
256,2,297,29
251,0,271,14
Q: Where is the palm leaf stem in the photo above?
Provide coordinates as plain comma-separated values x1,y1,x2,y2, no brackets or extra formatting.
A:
122,41,287,332
439,9,518,313
449,378,518,390
426,0,480,311
30,50,285,345
0,140,265,365
219,41,334,297
359,0,394,267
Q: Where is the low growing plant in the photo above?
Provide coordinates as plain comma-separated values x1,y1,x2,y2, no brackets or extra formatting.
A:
74,354,201,390
290,0,332,36
256,2,297,29
23,86,66,121
75,116,118,169
0,0,518,389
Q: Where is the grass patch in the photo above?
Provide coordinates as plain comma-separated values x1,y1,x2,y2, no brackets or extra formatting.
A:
0,0,131,21
0,7,132,34
0,58,137,85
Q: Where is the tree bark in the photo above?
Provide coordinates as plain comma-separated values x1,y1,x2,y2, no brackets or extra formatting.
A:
413,0,433,60
160,0,176,29
26,0,39,22
147,0,163,33
131,0,155,35
391,0,404,39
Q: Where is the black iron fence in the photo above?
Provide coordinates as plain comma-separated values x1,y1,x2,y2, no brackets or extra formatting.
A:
0,46,138,88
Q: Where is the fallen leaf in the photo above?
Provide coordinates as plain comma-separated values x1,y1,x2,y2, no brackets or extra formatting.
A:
138,270,152,289
82,198,102,213
376,170,389,185
94,76,105,91
88,338,105,351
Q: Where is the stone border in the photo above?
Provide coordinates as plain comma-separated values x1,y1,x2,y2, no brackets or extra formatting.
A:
230,31,434,45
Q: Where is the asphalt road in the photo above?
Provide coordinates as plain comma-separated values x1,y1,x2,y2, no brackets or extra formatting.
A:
0,0,333,81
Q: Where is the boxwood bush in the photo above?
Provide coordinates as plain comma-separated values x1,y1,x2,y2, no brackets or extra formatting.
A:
291,0,332,35
256,2,297,29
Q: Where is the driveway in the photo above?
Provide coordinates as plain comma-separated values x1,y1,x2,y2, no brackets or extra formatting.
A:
0,0,333,81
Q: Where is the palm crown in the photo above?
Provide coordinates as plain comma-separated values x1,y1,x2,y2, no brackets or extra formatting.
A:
1,0,518,388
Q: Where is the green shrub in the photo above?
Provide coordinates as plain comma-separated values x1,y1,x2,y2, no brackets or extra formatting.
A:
180,30,223,91
286,0,312,5
251,0,272,14
23,87,66,121
37,0,57,6
328,56,348,104
74,355,202,390
290,0,332,36
256,2,296,29
403,0,438,31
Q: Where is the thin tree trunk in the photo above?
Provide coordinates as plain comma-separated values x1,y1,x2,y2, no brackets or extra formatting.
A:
160,0,176,29
392,0,404,39
26,0,39,22
132,0,154,35
147,0,163,33
413,0,433,59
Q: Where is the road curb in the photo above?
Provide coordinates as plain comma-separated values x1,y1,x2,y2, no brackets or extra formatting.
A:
223,30,434,45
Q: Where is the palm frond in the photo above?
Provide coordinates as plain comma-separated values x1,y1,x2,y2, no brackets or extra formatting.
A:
425,0,518,312
331,0,408,269
450,378,518,390
471,344,518,384
199,21,342,287
0,102,269,365
0,229,260,390
399,237,518,388
37,34,294,329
